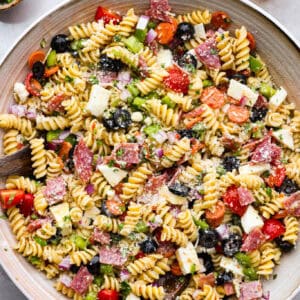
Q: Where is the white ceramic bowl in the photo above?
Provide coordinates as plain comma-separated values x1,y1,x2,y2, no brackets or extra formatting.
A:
0,0,299,299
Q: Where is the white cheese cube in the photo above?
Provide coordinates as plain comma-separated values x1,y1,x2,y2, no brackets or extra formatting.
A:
194,23,206,39
241,205,264,234
272,129,294,150
131,111,143,122
50,203,72,236
126,293,140,300
239,163,270,176
159,185,187,205
157,49,173,68
86,84,111,117
13,82,29,103
176,242,204,275
269,87,287,111
220,257,244,276
97,165,128,187
227,79,259,106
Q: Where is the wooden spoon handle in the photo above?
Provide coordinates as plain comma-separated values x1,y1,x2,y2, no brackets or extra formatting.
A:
0,146,33,177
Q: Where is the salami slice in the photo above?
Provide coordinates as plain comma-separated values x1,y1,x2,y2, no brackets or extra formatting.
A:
145,0,172,22
74,139,93,183
237,187,255,206
112,143,141,165
283,191,300,217
43,176,66,205
70,266,93,295
241,228,266,252
99,246,127,266
239,281,263,300
195,38,221,69
91,228,110,245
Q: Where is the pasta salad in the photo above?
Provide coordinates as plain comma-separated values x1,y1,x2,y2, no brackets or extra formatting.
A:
0,0,300,299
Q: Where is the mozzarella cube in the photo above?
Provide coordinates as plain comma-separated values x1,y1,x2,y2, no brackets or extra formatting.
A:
220,257,244,276
269,87,287,111
176,242,204,275
241,205,264,234
159,185,187,205
126,294,140,300
13,82,29,103
98,164,128,187
227,79,259,106
194,23,206,39
50,203,72,236
239,163,271,176
86,84,111,117
131,111,143,122
157,49,173,68
272,129,294,150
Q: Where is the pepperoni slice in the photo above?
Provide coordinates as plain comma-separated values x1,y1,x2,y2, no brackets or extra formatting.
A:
211,11,231,30
227,105,250,124
201,86,225,109
205,201,225,228
247,32,256,51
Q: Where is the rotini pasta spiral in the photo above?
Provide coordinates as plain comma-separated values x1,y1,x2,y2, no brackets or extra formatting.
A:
120,163,153,202
177,209,198,241
161,225,188,247
161,138,190,168
177,9,212,24
69,21,101,40
117,8,138,37
36,115,70,131
147,99,180,127
30,138,47,179
127,254,163,276
216,31,235,70
283,216,299,245
120,202,142,236
130,281,165,300
6,175,37,194
7,207,28,241
139,258,171,283
62,97,83,133
70,247,98,266
234,26,250,72
3,129,20,154
0,114,36,138
94,214,122,233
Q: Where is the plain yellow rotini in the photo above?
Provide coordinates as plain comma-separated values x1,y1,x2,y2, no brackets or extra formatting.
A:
30,138,47,179
36,222,57,240
167,92,193,112
177,9,212,24
68,21,101,40
130,281,165,300
193,284,220,300
103,46,139,68
120,163,153,202
120,202,142,236
62,97,83,133
177,209,198,241
283,216,299,245
161,225,188,247
117,8,138,37
234,26,250,72
36,115,70,131
7,207,28,241
147,99,180,127
0,114,36,139
216,31,235,70
259,194,284,219
101,275,120,291
94,214,122,233
161,138,190,168
6,175,37,194
33,188,48,216
70,247,98,266
127,254,163,276
3,129,20,155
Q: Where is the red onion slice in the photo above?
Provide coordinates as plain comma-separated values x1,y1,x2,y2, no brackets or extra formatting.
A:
58,256,71,271
85,184,95,195
146,29,157,44
152,130,168,144
58,130,71,140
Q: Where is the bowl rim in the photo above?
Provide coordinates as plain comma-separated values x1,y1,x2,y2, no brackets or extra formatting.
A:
0,0,299,299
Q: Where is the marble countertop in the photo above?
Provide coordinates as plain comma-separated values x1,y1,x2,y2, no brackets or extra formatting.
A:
0,0,299,299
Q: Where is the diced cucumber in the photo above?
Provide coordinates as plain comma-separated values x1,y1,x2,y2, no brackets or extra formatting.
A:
132,97,146,109
249,55,263,72
202,79,213,88
74,235,88,250
127,83,140,97
47,50,57,67
70,39,86,51
46,130,62,142
124,36,143,54
143,124,161,136
135,29,148,43
162,96,176,108
260,82,276,98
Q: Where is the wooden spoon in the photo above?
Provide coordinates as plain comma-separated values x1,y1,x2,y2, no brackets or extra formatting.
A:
0,0,22,10
0,145,33,177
